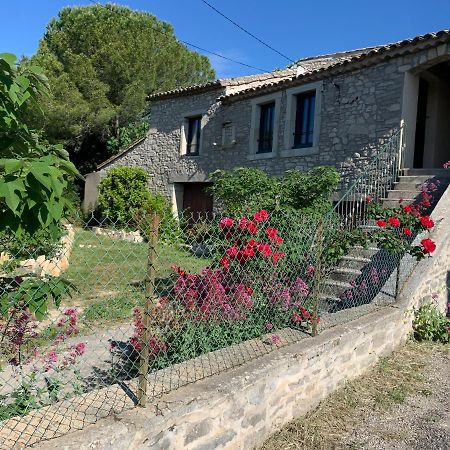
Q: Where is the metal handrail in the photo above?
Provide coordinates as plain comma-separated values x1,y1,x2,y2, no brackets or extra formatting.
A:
327,126,404,230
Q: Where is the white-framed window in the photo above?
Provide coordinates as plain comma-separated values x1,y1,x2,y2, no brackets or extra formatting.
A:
180,111,204,156
249,92,281,160
283,81,322,157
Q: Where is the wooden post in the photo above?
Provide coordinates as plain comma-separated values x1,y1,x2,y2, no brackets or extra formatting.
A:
311,220,324,337
137,213,160,407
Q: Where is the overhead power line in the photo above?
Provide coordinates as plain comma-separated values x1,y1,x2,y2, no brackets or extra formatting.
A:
199,0,296,64
87,0,272,73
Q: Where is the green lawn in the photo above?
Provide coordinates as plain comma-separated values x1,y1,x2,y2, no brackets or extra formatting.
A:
63,229,210,328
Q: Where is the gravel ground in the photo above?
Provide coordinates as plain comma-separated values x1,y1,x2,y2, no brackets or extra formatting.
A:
345,344,450,450
261,341,450,450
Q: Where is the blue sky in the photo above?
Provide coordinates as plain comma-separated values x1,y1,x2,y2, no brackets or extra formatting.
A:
3,1,450,78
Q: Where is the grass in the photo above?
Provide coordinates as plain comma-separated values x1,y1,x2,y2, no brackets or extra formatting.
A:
260,340,448,450
61,229,210,328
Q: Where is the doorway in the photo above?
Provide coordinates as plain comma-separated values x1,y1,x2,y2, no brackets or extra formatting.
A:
182,182,213,221
412,62,450,168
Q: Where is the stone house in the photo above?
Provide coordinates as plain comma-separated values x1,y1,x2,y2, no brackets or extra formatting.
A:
84,29,450,214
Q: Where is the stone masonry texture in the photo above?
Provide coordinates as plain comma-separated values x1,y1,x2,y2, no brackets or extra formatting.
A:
93,41,450,207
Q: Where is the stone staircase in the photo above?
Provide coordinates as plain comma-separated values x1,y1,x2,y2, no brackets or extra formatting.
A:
320,168,450,312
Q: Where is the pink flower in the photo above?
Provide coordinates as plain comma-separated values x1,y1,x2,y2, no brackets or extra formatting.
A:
265,323,273,331
219,217,234,229
307,265,315,274
270,334,281,344
253,209,269,222
64,308,77,316
72,342,86,356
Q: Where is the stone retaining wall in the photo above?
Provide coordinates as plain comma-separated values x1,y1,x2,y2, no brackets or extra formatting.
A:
5,186,449,450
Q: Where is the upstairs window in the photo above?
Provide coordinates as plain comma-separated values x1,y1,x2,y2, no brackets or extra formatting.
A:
258,102,275,153
186,116,201,155
294,91,316,148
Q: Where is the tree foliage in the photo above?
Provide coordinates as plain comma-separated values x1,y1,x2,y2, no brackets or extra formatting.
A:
29,4,216,172
0,53,78,238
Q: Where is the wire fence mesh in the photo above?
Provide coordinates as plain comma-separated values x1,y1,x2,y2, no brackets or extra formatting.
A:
1,127,445,447
0,206,408,446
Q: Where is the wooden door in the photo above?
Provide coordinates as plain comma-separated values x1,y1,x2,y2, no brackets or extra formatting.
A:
182,183,213,220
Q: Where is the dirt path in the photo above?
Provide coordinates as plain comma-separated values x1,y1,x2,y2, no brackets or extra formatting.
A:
261,341,450,450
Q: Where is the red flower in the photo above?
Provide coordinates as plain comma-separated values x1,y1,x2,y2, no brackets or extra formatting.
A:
272,252,285,264
247,239,258,247
253,209,269,222
403,205,413,214
273,236,284,246
258,243,273,257
238,217,249,230
219,217,234,229
388,217,401,227
376,219,387,228
420,216,434,229
291,312,302,323
300,307,311,319
403,227,412,236
242,245,255,258
246,221,258,235
366,195,373,204
219,256,230,270
226,246,239,258
266,227,279,241
421,238,436,254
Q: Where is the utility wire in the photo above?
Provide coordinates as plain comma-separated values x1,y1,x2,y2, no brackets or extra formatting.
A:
199,0,296,64
87,0,272,73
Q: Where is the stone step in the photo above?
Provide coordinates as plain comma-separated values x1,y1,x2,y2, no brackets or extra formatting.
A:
393,181,428,190
319,293,342,306
381,198,416,208
338,255,372,270
322,279,353,297
397,175,434,184
401,168,450,177
386,190,420,200
348,246,379,259
329,267,362,283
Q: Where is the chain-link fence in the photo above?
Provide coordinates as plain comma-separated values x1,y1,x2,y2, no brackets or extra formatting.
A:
0,204,409,447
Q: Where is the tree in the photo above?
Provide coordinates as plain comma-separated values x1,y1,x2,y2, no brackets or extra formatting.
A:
30,4,216,173
0,53,78,238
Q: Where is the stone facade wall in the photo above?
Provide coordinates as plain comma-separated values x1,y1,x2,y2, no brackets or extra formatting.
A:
24,185,450,450
90,42,450,211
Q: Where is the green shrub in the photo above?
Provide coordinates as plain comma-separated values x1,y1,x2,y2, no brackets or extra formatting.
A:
413,302,450,344
98,166,153,224
98,166,181,244
209,166,340,216
136,193,182,245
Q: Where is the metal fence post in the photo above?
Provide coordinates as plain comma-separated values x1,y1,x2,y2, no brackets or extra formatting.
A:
137,212,160,407
311,219,325,337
